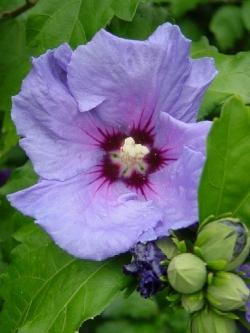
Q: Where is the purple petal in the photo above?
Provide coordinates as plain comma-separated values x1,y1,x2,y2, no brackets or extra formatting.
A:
155,112,211,159
138,270,163,298
68,23,216,127
68,29,163,127
169,57,217,122
123,241,166,298
8,175,162,260
149,147,204,236
12,44,104,181
149,24,217,122
53,43,72,72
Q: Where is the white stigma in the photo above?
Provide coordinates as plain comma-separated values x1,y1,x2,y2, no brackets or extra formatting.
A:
120,137,149,160
110,137,150,177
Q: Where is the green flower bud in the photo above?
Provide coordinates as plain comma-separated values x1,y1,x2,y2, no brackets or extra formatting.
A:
207,271,249,311
190,308,237,333
195,218,250,270
168,253,207,294
182,291,204,313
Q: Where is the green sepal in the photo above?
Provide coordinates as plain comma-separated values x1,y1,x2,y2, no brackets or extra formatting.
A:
172,238,187,253
211,307,239,320
199,213,233,229
166,292,181,303
199,215,216,228
157,237,179,259
207,260,227,271
207,272,214,285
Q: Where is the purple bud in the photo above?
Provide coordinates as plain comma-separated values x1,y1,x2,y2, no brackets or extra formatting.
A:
123,241,166,298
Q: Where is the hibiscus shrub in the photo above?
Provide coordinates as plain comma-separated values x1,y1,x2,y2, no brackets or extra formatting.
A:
0,1,250,333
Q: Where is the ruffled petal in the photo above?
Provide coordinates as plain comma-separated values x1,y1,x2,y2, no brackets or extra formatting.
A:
67,24,187,127
155,112,211,159
149,24,217,122
8,175,162,260
68,23,217,127
68,29,164,128
149,147,204,235
12,44,104,181
166,57,217,122
53,43,72,71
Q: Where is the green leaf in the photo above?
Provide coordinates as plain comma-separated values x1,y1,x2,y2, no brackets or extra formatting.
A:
199,96,250,225
0,0,24,12
191,37,218,57
111,0,140,21
38,0,85,47
0,112,18,160
109,2,169,40
96,320,159,333
0,162,37,196
26,0,141,52
168,0,207,17
78,0,140,40
0,198,30,267
210,6,244,51
26,0,86,53
177,18,202,41
242,0,250,32
69,18,86,49
191,38,250,120
103,292,158,319
96,296,188,333
0,162,37,270
0,19,29,158
78,0,114,40
0,224,128,333
0,18,27,109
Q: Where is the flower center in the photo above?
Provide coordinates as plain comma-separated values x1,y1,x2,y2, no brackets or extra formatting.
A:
95,128,170,194
111,137,150,177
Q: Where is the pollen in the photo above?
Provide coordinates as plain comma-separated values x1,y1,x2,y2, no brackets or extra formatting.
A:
120,137,150,160
109,137,150,178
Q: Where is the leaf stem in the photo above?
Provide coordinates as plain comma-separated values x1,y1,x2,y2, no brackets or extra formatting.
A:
0,0,37,19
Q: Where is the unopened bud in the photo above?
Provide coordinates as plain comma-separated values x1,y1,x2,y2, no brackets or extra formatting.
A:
167,253,207,294
207,271,249,311
190,308,237,333
195,218,250,270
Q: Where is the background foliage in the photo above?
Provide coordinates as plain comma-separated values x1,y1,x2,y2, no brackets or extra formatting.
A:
1,0,250,332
